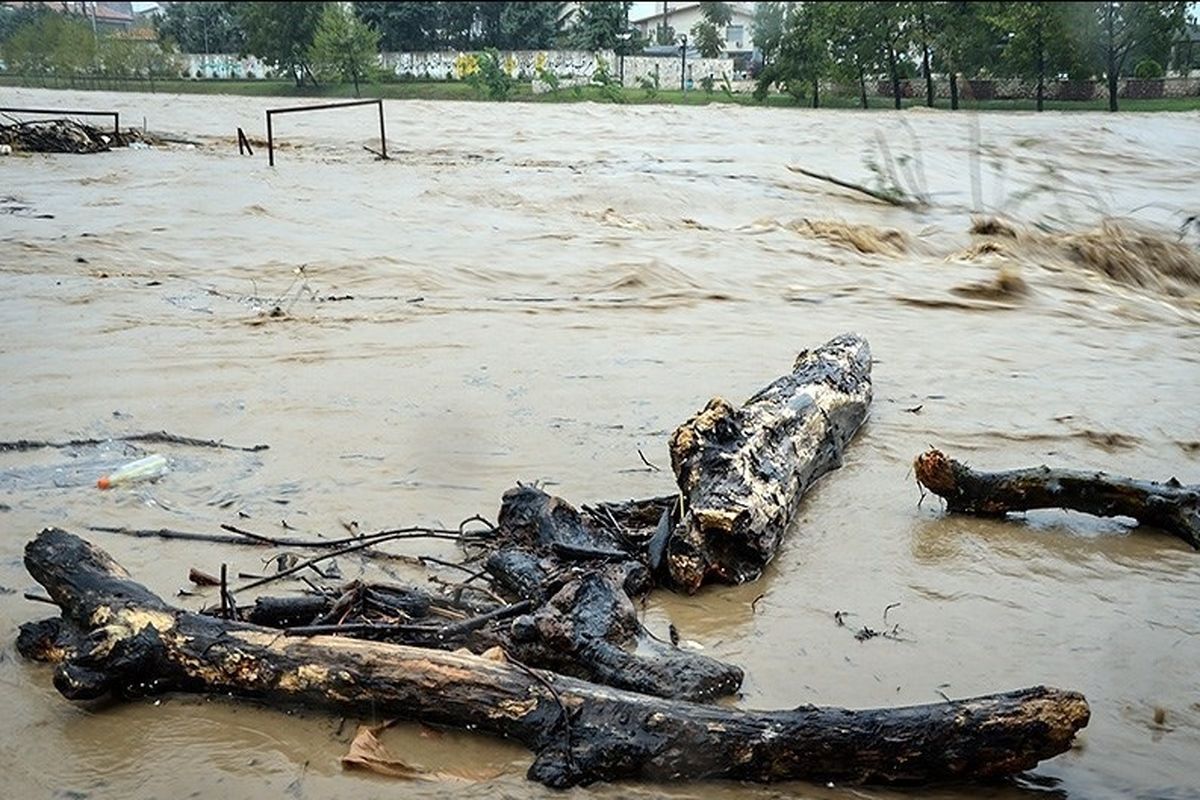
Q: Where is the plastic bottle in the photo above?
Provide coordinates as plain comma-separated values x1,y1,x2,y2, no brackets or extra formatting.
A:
97,454,168,490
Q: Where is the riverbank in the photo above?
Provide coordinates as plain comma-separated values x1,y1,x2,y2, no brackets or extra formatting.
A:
4,75,1200,111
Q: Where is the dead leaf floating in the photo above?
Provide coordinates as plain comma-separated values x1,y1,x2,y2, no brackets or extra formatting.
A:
341,722,503,782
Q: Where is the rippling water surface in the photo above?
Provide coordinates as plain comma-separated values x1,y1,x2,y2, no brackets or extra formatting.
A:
1,88,1198,800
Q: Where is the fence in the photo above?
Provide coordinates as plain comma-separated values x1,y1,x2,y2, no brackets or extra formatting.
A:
865,76,1200,101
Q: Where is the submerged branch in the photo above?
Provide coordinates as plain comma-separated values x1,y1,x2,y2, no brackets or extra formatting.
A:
914,448,1200,549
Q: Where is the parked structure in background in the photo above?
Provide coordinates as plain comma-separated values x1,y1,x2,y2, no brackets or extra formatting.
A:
630,2,755,56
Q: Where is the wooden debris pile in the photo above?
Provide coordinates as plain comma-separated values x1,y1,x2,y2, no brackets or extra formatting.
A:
0,119,125,154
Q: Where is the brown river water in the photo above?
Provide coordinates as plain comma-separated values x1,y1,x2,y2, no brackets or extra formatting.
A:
1,87,1198,800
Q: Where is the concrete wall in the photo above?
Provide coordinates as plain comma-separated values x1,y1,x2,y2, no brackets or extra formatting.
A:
179,53,273,80
382,49,733,89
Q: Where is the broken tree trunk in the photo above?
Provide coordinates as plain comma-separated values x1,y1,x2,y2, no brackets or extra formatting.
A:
666,333,872,591
914,448,1200,549
20,528,1089,788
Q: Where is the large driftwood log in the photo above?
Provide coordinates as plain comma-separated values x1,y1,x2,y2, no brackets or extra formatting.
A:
666,333,872,591
20,528,1089,788
914,448,1200,549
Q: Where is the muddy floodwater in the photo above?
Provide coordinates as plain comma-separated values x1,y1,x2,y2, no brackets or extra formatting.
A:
1,87,1198,800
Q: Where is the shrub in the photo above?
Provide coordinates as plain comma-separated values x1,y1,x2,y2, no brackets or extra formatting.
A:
467,49,515,100
637,69,660,99
1133,59,1164,79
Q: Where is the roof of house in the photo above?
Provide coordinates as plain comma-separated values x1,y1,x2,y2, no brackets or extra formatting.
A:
2,1,133,23
630,2,755,25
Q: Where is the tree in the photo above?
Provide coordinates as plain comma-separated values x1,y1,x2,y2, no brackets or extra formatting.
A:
691,2,732,59
827,2,887,109
353,2,439,51
437,1,479,49
0,2,51,46
1092,1,1187,111
310,2,380,96
752,2,786,69
755,2,832,106
991,2,1081,111
915,2,936,106
156,2,245,55
932,1,1002,110
498,2,564,49
569,1,631,52
236,2,326,86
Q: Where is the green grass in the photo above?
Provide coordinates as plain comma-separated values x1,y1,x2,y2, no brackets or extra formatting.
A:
3,75,1198,112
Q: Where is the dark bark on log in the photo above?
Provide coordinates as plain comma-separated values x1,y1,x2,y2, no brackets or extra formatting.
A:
914,449,1200,549
666,333,872,592
485,486,744,699
20,528,1089,788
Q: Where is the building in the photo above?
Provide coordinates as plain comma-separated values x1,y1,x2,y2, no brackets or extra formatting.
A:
630,2,756,55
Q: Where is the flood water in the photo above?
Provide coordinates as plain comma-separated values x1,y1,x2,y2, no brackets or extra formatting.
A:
1,87,1198,800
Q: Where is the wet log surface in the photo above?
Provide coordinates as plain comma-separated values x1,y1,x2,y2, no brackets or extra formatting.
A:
666,333,873,591
914,448,1200,549
20,528,1090,788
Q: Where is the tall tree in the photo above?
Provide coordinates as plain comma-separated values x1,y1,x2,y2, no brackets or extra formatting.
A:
827,2,887,109
1093,1,1187,111
878,2,915,109
691,2,733,58
310,2,380,96
991,2,1077,111
755,2,832,106
1,11,93,84
932,1,1001,110
751,1,786,69
916,2,935,106
353,2,439,51
236,2,326,86
497,2,565,49
0,2,51,45
569,1,631,52
156,2,245,54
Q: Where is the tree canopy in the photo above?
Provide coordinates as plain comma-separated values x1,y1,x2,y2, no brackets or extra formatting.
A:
310,2,380,96
155,1,245,54
235,2,326,86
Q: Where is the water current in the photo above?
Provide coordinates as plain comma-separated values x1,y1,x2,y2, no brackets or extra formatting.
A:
1,87,1198,799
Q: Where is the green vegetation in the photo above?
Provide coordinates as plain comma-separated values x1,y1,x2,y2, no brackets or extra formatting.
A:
756,1,1191,112
465,49,517,101
0,1,1194,113
692,3,733,59
309,3,380,96
0,11,179,88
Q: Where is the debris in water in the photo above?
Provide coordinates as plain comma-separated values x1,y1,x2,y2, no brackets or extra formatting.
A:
0,119,144,154
790,219,908,255
1063,220,1200,296
951,265,1029,300
970,216,1019,238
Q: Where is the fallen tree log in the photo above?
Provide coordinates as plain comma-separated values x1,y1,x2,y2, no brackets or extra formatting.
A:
25,335,872,703
20,528,1089,788
666,333,873,591
914,448,1200,549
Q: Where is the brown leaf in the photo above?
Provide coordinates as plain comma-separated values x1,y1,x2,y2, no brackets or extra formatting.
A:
340,723,502,782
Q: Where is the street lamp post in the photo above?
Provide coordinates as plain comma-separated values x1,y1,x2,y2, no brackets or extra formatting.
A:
679,34,687,92
617,31,632,86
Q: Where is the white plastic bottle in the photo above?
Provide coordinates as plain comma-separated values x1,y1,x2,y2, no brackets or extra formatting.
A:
97,454,168,489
